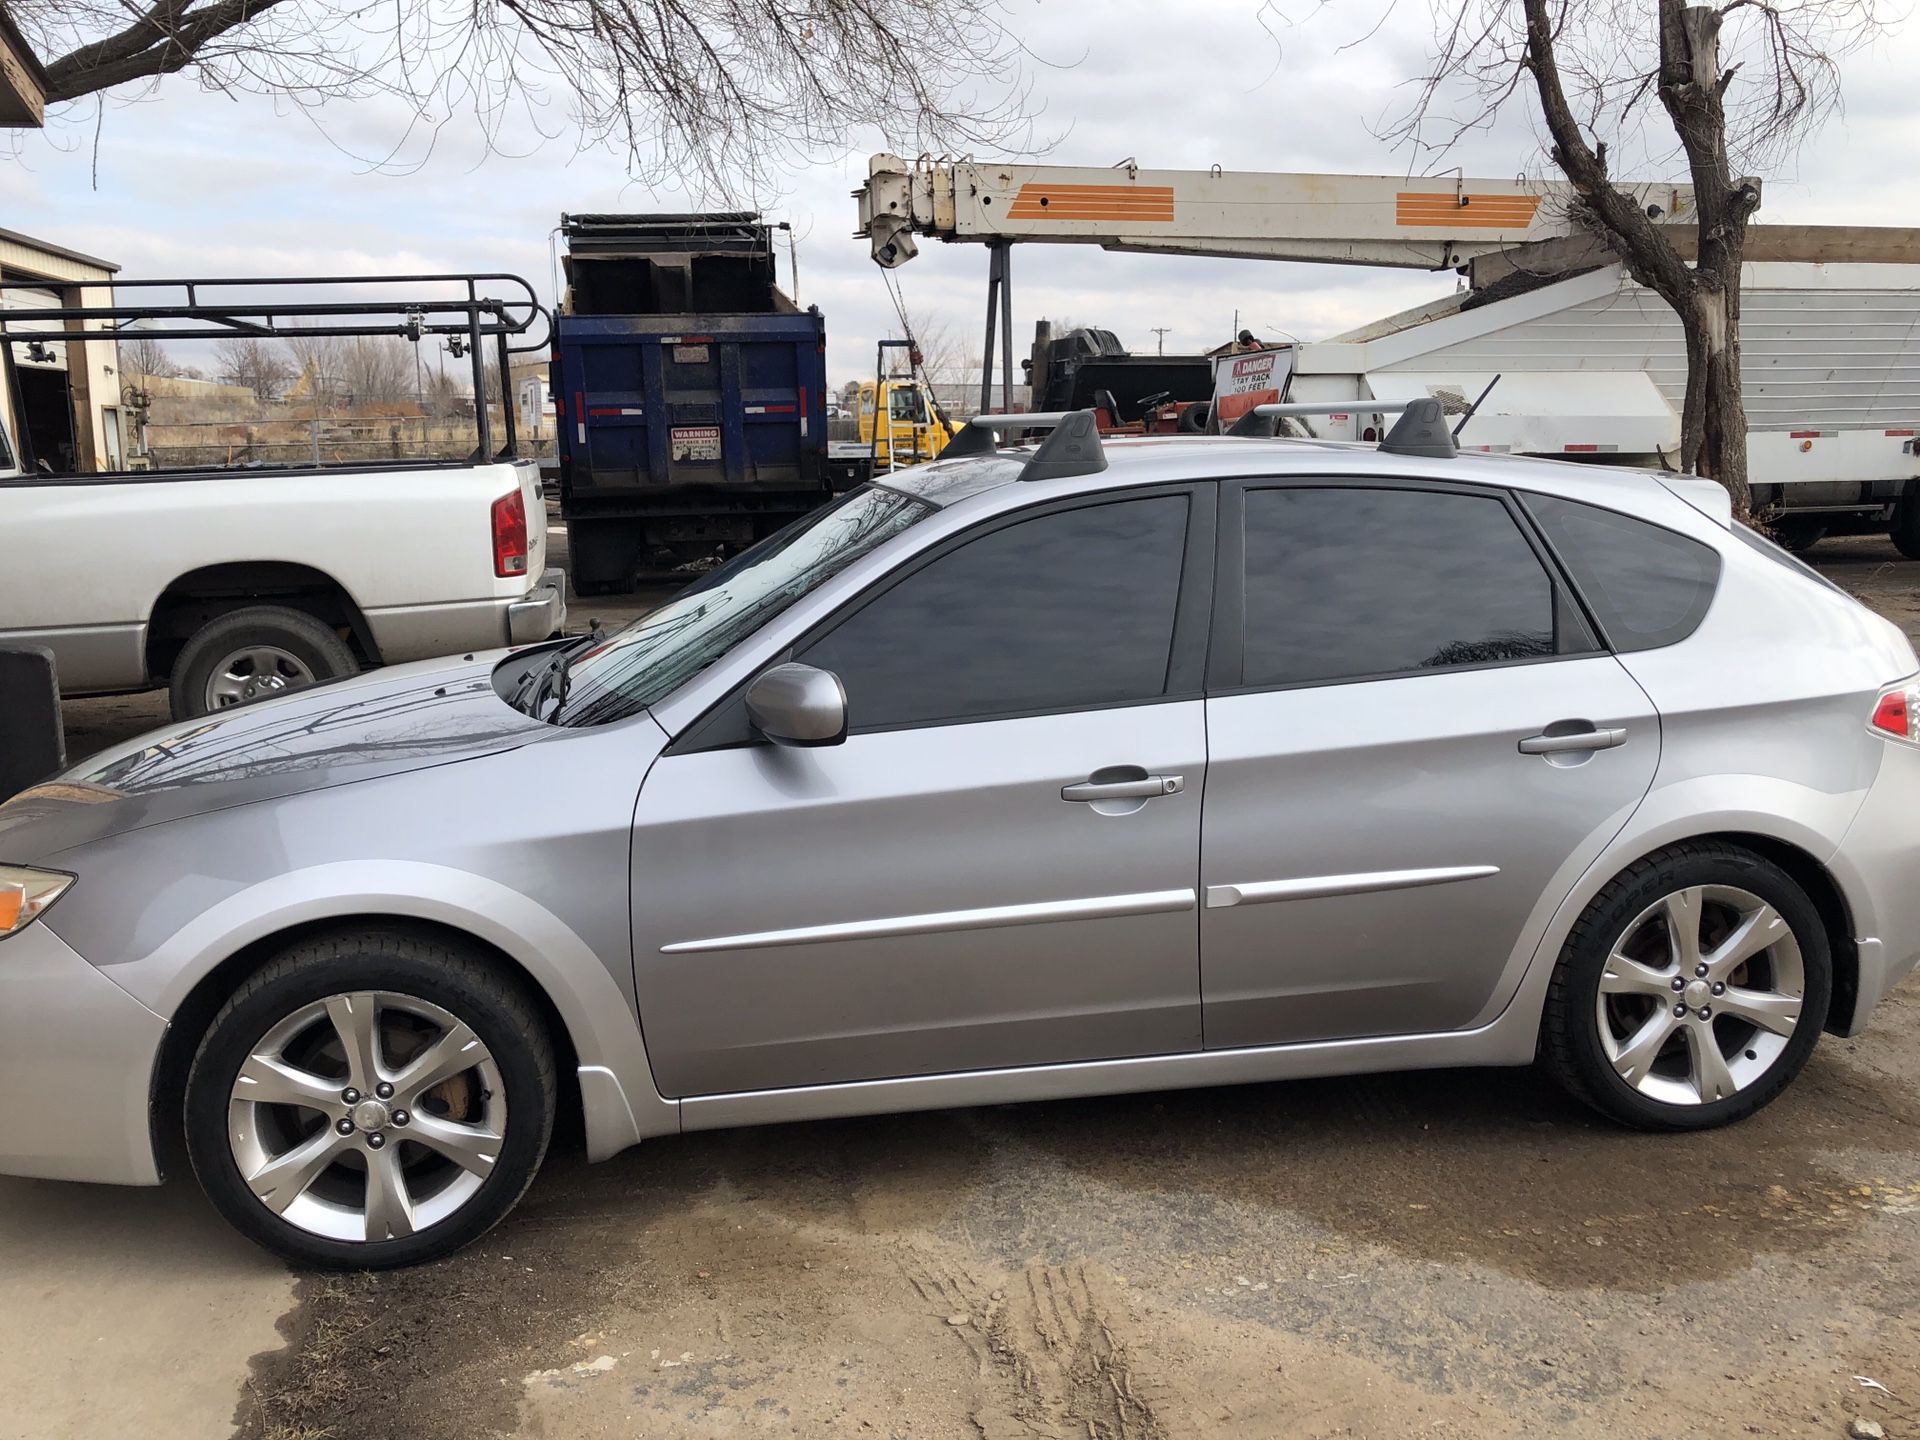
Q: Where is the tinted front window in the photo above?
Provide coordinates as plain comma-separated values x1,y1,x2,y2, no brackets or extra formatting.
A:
556,485,932,726
802,496,1189,730
1240,486,1559,687
1523,493,1720,651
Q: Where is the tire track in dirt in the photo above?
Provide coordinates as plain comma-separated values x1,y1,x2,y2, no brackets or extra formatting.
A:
901,1253,1166,1440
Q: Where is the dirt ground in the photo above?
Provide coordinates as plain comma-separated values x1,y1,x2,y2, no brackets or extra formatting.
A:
26,529,1920,1440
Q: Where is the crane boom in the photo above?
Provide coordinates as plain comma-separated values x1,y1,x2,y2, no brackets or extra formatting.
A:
857,154,1698,272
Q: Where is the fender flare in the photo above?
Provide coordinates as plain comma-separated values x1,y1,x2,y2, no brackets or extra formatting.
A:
108,859,678,1160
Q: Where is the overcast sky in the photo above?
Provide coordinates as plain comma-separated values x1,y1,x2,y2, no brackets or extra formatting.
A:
3,1,1916,388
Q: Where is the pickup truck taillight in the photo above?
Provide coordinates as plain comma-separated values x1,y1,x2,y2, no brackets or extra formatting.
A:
492,489,529,577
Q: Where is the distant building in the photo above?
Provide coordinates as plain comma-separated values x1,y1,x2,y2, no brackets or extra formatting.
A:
0,229,122,471
511,359,553,445
930,379,1029,416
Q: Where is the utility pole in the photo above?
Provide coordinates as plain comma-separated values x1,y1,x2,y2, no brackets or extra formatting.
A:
1150,327,1171,356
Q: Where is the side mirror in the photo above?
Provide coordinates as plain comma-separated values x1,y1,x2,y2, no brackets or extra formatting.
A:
745,663,848,747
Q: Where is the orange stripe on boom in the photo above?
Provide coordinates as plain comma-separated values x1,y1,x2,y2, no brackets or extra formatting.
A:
1396,192,1541,229
1006,183,1176,222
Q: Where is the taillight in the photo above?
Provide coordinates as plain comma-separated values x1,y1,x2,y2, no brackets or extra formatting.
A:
492,489,529,577
1870,683,1920,744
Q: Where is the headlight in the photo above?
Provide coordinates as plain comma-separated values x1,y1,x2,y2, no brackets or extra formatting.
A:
0,865,74,939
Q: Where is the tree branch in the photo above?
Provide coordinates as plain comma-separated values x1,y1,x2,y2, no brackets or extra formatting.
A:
44,0,297,101
1521,0,1693,299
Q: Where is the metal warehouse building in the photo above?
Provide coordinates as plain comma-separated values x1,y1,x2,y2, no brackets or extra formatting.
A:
0,228,122,473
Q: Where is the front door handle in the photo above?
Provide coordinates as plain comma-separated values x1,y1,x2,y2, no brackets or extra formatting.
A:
1518,725,1628,755
1062,773,1185,802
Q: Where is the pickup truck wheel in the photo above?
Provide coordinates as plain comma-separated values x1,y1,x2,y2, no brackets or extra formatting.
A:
170,605,357,720
184,929,557,1269
1772,516,1826,553
1891,485,1920,560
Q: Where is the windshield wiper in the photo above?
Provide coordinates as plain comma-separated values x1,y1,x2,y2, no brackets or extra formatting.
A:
511,628,601,719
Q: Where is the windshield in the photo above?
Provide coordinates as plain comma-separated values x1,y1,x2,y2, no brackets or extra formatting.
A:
554,484,934,726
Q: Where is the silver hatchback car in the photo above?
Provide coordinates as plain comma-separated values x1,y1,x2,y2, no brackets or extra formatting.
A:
4,407,1918,1268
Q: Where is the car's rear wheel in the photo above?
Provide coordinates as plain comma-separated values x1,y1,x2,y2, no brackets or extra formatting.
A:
1541,843,1831,1130
185,929,556,1268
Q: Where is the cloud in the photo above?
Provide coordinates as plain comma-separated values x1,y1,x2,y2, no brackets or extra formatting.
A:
5,1,1915,387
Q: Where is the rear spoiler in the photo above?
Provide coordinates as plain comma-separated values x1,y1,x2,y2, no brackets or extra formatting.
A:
1657,475,1735,527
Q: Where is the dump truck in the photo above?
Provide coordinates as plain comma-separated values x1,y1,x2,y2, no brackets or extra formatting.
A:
552,213,833,591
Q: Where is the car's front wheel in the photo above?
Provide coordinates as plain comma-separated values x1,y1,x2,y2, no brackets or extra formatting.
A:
185,929,556,1268
1541,842,1831,1130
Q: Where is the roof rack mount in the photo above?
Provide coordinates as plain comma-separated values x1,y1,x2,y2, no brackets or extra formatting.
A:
1228,396,1456,459
941,408,1108,481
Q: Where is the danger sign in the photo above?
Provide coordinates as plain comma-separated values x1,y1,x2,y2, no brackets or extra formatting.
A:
1210,346,1295,424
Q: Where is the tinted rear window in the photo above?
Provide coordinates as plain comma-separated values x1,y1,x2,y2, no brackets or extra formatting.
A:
1240,486,1564,687
1523,494,1720,651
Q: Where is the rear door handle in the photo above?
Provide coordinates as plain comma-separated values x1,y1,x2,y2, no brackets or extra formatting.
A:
1518,726,1628,755
1062,773,1185,802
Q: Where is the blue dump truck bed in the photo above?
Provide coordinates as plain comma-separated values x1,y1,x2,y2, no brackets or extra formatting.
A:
554,310,828,492
552,304,835,592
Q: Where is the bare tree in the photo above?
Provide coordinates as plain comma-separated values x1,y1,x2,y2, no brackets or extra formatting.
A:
214,336,294,402
889,307,978,394
9,0,1034,191
334,335,416,406
422,364,469,419
1381,0,1886,515
118,333,179,379
281,329,345,406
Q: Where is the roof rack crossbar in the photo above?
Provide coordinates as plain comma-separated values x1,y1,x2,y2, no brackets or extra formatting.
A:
941,409,1108,481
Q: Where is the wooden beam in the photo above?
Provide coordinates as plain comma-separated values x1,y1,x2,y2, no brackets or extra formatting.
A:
1471,224,1920,287
0,12,47,127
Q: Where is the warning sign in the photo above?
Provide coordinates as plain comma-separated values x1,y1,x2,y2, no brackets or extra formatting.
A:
1209,347,1295,425
670,425,722,462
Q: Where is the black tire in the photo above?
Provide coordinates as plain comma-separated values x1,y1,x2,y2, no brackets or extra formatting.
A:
1540,841,1831,1131
1772,516,1827,554
1175,401,1210,433
185,928,557,1269
168,604,357,720
1891,484,1920,560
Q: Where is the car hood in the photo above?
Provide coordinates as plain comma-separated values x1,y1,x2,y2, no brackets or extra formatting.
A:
0,652,548,860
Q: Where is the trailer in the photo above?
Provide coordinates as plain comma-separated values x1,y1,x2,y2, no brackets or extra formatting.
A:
552,213,833,592
1270,243,1920,551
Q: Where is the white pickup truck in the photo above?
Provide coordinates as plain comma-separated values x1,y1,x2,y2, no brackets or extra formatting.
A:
0,271,566,719
0,422,565,718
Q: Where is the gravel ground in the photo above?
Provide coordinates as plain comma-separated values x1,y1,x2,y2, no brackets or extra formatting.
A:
37,528,1920,1440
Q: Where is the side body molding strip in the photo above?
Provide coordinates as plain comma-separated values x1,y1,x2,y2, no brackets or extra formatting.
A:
661,888,1198,954
1205,864,1500,910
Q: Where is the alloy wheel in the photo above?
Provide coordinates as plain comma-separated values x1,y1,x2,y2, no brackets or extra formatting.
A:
1594,884,1806,1106
227,991,507,1243
205,644,315,709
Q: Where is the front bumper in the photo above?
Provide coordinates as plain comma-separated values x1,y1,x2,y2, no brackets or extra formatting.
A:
506,567,568,646
0,923,165,1185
